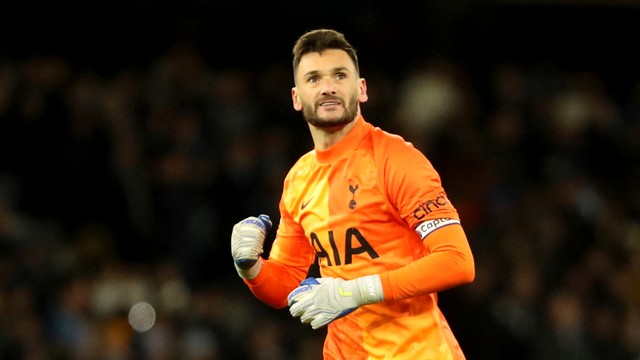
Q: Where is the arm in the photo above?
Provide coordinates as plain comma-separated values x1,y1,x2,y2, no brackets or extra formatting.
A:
231,214,315,309
380,133,475,298
380,223,475,301
244,258,310,308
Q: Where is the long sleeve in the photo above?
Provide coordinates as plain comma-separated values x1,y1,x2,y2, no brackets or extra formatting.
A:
243,259,309,309
380,224,475,301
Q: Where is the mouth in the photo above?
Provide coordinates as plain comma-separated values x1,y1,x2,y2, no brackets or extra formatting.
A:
318,98,342,108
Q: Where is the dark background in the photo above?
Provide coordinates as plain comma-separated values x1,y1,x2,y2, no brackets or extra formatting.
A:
1,1,640,359
3,1,639,85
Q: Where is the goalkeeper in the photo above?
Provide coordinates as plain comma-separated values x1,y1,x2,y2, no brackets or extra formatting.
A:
231,28,475,360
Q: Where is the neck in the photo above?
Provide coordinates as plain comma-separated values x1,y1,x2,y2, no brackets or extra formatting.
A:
309,116,359,151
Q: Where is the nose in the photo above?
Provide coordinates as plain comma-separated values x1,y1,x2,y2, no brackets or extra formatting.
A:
320,77,337,95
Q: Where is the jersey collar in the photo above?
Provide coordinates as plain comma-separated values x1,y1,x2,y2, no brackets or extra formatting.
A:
315,115,370,163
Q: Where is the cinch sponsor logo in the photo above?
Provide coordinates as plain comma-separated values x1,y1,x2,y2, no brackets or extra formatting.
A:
416,218,460,239
412,193,449,220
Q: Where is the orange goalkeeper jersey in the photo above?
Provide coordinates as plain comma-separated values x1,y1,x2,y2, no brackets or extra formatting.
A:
245,116,474,360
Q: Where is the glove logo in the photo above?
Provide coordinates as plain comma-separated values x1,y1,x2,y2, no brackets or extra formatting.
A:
289,284,315,299
338,287,353,297
365,277,377,297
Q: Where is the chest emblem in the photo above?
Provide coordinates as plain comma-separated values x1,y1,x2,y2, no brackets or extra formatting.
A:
349,182,359,209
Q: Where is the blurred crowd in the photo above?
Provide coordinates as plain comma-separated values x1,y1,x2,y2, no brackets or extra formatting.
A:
1,27,640,360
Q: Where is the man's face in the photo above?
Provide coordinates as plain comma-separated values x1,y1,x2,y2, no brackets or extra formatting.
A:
292,49,367,128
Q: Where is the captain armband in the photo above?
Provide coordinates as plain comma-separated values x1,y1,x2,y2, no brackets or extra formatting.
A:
415,218,460,239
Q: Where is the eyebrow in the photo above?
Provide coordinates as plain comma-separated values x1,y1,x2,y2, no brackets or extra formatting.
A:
303,66,351,78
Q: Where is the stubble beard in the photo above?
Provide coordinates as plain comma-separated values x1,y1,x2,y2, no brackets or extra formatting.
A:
302,93,359,129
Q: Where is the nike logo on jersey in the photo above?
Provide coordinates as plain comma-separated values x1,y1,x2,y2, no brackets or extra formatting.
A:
301,197,313,210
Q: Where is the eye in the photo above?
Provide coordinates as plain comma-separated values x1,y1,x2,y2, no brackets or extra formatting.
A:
307,75,319,83
335,73,346,80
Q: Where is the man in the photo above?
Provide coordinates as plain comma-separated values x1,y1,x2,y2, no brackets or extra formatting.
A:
231,28,475,359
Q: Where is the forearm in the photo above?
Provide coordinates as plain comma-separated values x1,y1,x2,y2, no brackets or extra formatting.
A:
380,224,475,301
245,259,309,309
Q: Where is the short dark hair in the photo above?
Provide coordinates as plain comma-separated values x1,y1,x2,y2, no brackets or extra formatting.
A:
292,29,359,79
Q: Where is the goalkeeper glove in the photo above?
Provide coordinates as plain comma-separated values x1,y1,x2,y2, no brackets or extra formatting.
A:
231,214,272,279
287,275,384,329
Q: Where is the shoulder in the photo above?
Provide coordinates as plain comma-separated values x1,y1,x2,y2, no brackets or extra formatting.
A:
368,125,426,160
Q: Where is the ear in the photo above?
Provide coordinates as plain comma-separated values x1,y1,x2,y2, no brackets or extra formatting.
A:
358,78,369,103
291,87,303,111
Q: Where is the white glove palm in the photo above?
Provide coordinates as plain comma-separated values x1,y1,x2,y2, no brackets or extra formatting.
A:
231,214,272,279
287,275,384,329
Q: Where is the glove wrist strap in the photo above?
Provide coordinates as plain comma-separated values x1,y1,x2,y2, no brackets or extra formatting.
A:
356,274,384,305
235,258,263,279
